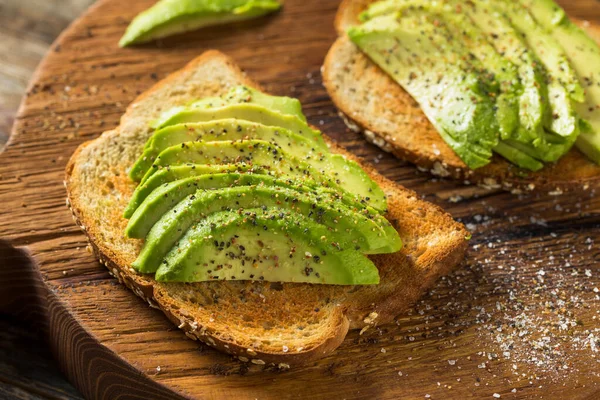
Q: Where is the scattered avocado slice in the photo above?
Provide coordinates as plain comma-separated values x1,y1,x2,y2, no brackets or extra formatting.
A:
522,0,600,164
348,10,500,169
154,209,380,285
132,119,329,180
131,184,400,273
126,173,400,252
142,140,387,211
119,0,281,47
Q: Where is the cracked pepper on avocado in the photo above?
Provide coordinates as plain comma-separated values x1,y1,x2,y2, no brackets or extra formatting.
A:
125,86,402,284
347,0,600,171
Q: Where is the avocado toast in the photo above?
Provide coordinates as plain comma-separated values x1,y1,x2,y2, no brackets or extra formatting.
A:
66,51,468,366
323,0,600,193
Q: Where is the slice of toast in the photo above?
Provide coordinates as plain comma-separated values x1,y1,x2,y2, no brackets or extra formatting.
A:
323,0,600,194
65,50,468,366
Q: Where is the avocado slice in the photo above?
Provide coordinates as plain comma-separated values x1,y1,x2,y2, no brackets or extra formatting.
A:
124,164,263,218
522,0,600,164
496,1,584,103
131,184,400,272
153,209,380,285
142,140,387,211
491,1,581,141
150,103,322,141
355,0,579,169
189,85,306,122
493,142,543,171
359,0,520,139
348,11,500,169
126,173,400,250
125,165,390,223
119,0,281,47
359,0,547,146
131,119,329,180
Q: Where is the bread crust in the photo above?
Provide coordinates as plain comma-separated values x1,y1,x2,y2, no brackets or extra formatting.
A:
65,51,468,366
323,0,600,194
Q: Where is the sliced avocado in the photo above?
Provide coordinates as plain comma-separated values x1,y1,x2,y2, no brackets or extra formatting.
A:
131,184,400,272
131,119,328,180
355,0,580,170
359,0,520,139
125,165,392,226
153,209,380,285
359,0,547,145
150,103,322,142
494,142,543,171
142,140,387,211
522,0,600,164
491,0,580,142
348,11,499,169
126,173,400,251
124,164,265,218
502,134,575,163
578,122,600,164
119,0,281,47
496,1,584,103
190,85,306,122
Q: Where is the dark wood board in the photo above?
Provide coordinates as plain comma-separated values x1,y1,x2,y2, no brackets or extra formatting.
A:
1,0,599,398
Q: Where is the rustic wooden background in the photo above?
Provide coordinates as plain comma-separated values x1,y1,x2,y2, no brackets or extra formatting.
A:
1,0,599,399
0,1,91,398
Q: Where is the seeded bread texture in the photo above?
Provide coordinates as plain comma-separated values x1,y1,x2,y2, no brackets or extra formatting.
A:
66,50,468,366
323,0,600,194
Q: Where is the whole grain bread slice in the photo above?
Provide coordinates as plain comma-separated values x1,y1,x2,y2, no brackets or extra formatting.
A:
65,50,468,366
323,0,600,194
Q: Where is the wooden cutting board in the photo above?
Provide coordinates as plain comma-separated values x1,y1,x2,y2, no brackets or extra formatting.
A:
1,0,599,398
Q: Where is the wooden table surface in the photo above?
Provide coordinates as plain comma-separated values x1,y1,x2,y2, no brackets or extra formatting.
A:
0,1,92,397
1,0,599,399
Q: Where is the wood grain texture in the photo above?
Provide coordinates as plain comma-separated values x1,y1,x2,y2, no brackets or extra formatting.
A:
0,0,95,147
0,0,599,399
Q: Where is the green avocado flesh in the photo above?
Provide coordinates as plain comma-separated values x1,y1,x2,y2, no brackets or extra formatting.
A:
521,0,600,164
119,0,281,47
150,103,321,139
126,173,400,251
352,0,600,169
190,85,306,122
140,140,387,211
124,164,262,218
124,85,399,284
132,119,330,182
132,184,399,273
154,209,380,285
349,11,499,169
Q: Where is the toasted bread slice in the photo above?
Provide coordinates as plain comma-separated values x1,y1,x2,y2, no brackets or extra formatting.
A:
65,50,468,366
323,0,600,194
